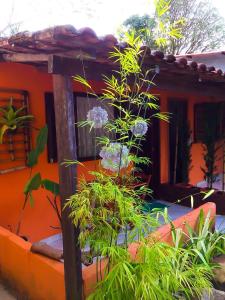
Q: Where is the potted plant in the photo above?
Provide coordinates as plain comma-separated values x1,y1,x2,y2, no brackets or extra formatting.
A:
0,98,34,144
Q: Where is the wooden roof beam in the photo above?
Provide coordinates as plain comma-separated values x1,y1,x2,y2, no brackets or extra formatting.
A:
1,53,49,63
48,54,116,80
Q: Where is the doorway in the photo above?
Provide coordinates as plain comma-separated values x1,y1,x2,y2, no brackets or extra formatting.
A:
169,99,188,184
140,112,161,189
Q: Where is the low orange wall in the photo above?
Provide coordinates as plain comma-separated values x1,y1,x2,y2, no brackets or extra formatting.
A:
0,202,216,300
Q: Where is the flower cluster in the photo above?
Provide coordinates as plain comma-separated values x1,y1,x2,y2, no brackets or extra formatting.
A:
87,106,108,129
100,143,130,172
130,119,148,137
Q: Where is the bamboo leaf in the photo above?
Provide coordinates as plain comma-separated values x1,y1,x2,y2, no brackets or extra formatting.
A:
190,195,194,209
202,189,214,200
62,159,84,167
73,75,92,90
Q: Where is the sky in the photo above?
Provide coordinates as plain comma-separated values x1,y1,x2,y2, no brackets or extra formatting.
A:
0,0,225,36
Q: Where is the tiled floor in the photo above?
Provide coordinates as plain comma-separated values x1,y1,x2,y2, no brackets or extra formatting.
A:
0,284,15,300
197,173,225,191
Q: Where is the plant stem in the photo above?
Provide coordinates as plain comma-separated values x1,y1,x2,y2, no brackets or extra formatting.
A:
16,193,29,235
16,167,33,235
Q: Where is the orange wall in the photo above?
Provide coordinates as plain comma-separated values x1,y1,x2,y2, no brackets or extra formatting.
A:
0,62,222,241
158,91,224,185
0,62,104,242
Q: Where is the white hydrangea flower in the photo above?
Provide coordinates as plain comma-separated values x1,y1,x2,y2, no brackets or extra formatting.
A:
130,119,148,137
100,142,130,172
87,106,108,129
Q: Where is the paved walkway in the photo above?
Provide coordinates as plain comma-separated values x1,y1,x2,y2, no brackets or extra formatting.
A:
0,283,15,300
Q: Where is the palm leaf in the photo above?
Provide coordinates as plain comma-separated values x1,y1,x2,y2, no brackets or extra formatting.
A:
0,125,10,144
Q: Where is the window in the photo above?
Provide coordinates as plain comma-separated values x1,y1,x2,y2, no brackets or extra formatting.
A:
44,93,114,162
75,95,114,160
194,102,225,143
0,89,31,174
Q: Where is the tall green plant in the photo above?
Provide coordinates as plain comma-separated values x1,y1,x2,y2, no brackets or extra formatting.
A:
185,210,225,265
16,125,61,235
89,242,212,300
65,2,216,298
66,31,214,298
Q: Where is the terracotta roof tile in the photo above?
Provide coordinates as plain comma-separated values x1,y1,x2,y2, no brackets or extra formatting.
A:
0,25,224,82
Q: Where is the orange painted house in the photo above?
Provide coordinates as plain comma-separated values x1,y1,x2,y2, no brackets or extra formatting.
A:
0,25,225,244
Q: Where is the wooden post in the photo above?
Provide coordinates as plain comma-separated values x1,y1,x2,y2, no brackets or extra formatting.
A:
53,74,82,300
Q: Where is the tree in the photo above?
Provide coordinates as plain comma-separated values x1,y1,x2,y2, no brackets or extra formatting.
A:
0,22,21,37
0,1,21,37
122,0,225,54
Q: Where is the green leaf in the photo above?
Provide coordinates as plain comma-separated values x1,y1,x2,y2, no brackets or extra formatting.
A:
7,106,15,121
27,149,38,167
36,125,48,155
192,248,208,266
27,125,48,167
42,179,60,196
202,189,214,200
0,124,9,144
24,172,42,195
62,159,84,167
29,193,35,207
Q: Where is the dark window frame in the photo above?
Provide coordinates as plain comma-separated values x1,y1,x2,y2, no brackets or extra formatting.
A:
45,92,115,163
194,102,225,143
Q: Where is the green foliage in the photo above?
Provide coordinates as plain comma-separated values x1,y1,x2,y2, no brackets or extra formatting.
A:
122,0,225,54
41,178,61,226
88,242,212,300
122,14,156,49
0,98,34,144
16,125,60,235
67,173,213,299
24,172,42,207
67,28,218,299
185,210,225,265
75,33,169,168
27,125,48,167
66,171,158,249
41,179,60,196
